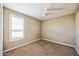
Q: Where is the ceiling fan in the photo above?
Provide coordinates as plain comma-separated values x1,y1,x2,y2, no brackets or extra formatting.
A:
42,3,63,16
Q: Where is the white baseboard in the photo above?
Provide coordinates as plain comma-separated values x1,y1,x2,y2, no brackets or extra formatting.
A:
41,38,79,55
3,39,40,52
41,38,75,48
75,47,79,55
4,38,77,54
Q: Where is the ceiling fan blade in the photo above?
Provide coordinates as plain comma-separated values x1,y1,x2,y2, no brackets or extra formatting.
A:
47,8,63,10
45,13,55,15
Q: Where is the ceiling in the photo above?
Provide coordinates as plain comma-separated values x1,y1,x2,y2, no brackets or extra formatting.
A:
4,3,79,20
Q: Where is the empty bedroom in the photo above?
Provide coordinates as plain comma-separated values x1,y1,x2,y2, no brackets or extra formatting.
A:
2,3,79,56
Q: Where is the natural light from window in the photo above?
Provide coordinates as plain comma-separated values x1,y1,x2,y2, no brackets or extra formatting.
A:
9,14,24,42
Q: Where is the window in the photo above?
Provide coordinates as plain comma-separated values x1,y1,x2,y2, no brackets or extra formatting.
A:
9,14,24,42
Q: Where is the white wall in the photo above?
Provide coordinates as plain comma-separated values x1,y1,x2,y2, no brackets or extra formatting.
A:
75,8,79,54
42,14,75,47
0,4,3,56
3,7,41,51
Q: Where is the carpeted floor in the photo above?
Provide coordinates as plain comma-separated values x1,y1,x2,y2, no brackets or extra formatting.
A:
4,40,78,56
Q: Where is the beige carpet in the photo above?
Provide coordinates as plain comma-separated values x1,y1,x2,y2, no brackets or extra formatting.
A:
4,40,78,56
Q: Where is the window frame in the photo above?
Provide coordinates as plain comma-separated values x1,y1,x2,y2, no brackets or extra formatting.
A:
9,14,25,42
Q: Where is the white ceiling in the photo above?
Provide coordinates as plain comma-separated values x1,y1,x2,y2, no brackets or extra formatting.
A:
4,3,79,20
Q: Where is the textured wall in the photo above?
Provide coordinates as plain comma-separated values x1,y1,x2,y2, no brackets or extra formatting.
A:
42,14,75,46
3,7,41,50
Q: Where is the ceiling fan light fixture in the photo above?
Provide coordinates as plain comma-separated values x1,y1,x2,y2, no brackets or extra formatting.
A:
44,8,48,12
42,14,46,16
